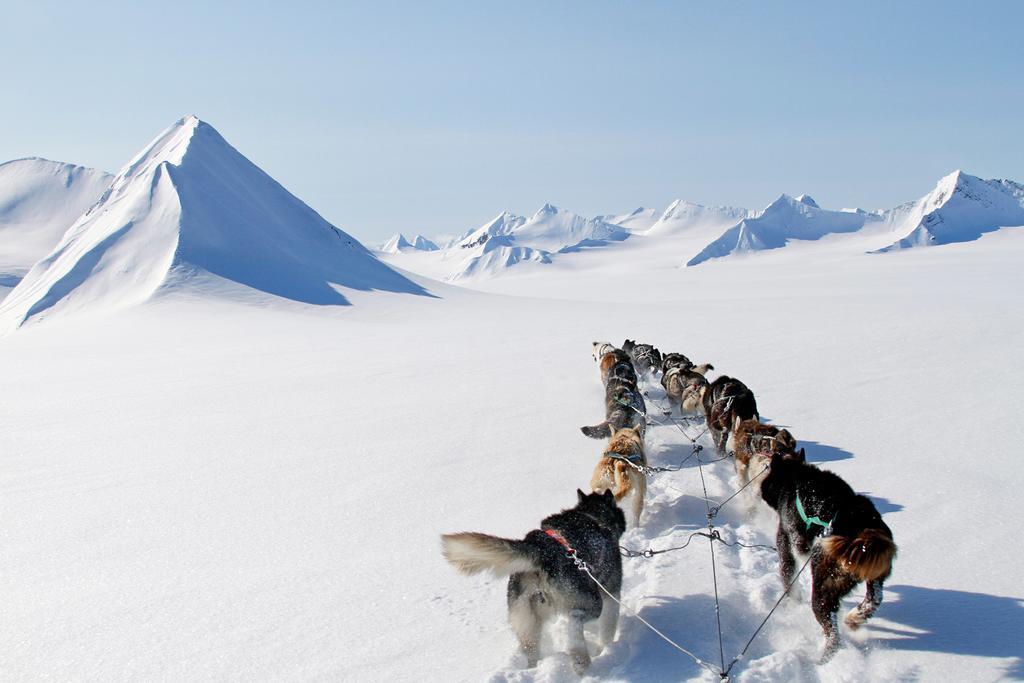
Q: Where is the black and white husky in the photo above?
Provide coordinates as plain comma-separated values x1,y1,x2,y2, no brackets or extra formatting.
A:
760,452,897,662
441,489,627,674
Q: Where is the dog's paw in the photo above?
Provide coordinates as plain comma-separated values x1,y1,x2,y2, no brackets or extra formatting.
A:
844,607,867,630
570,649,591,675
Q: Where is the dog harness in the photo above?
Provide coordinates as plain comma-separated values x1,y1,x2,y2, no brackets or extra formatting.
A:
545,528,574,553
795,492,833,535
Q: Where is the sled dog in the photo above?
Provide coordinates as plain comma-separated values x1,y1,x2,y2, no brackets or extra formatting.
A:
760,452,897,662
702,375,758,454
662,365,711,415
730,416,800,494
622,339,663,375
581,380,646,439
590,425,646,527
441,489,626,674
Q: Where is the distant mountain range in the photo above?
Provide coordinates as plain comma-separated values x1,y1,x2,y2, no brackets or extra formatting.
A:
1,115,1022,333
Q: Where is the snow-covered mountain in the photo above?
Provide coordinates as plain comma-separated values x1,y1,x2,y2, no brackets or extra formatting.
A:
603,206,660,233
0,158,112,287
644,199,748,237
0,116,424,333
380,204,630,281
513,203,628,253
380,233,438,253
686,194,881,266
877,170,1024,251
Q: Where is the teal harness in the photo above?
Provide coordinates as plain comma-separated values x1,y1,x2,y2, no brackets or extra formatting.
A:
795,492,833,534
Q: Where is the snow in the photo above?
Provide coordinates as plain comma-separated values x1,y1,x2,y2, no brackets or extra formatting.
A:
1,117,1023,681
0,158,112,296
0,116,424,334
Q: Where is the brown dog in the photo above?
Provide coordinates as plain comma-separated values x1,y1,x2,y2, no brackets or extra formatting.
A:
590,425,646,528
731,416,801,496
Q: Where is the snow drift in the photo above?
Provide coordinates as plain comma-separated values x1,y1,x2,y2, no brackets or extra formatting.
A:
0,158,112,287
0,115,426,333
877,170,1024,251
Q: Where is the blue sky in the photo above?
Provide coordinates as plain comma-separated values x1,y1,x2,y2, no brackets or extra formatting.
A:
2,1,1021,242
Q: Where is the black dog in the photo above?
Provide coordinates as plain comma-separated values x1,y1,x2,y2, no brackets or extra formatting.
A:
760,453,897,662
660,352,692,374
702,375,758,453
441,489,627,674
622,339,663,375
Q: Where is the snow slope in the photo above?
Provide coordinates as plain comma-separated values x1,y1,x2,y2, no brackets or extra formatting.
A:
0,158,112,293
1,228,1022,681
878,170,1024,251
0,116,425,333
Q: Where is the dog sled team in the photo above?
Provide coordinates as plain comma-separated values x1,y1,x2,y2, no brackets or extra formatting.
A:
441,339,897,675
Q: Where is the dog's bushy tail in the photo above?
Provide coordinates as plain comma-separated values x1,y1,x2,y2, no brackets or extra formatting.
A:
441,532,539,577
581,422,612,439
693,363,714,376
821,529,896,582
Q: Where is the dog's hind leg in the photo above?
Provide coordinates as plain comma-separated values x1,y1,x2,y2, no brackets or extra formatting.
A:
507,573,543,667
566,609,591,675
810,547,858,663
776,523,797,587
845,577,886,629
596,593,620,652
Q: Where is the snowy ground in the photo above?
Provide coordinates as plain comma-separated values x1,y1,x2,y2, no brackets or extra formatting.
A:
2,227,1023,681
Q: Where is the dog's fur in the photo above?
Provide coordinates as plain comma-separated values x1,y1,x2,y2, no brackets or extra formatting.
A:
760,453,897,662
702,375,759,454
729,416,800,494
590,425,646,527
622,339,663,375
441,489,627,674
661,365,711,415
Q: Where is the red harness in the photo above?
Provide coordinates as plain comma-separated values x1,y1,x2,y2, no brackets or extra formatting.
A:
545,528,573,552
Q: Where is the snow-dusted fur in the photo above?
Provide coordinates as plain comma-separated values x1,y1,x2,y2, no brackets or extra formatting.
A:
441,490,626,674
590,425,647,528
760,453,897,662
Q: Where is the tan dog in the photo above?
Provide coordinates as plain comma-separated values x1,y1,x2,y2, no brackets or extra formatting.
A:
590,425,646,528
730,416,801,495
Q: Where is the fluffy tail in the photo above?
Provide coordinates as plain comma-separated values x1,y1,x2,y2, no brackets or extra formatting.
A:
441,532,539,576
821,529,897,582
581,422,612,439
693,363,714,376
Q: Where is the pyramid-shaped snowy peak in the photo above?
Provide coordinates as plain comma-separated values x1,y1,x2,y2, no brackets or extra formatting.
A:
0,116,426,332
